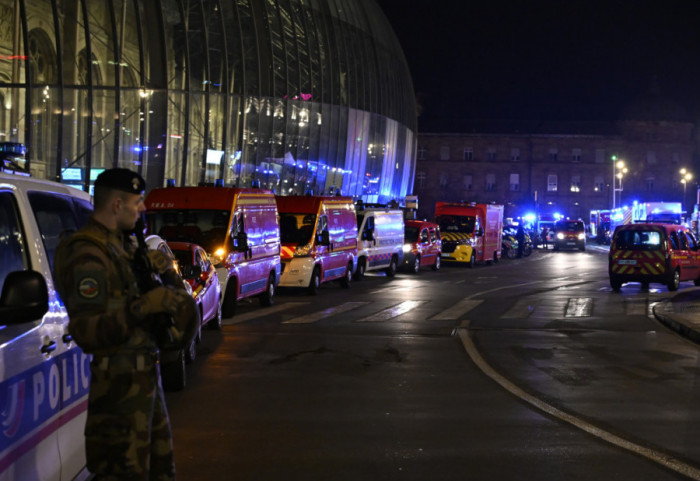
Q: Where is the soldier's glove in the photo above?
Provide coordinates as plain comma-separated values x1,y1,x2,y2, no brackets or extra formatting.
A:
147,250,175,275
130,286,190,320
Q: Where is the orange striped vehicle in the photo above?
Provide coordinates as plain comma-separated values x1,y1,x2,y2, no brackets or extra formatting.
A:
609,223,700,291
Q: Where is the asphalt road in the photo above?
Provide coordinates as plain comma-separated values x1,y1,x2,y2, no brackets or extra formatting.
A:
166,245,700,480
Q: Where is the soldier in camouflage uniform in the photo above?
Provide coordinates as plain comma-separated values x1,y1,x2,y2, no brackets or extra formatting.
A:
54,168,197,481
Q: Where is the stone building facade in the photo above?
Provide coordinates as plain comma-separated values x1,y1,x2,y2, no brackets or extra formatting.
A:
414,101,697,222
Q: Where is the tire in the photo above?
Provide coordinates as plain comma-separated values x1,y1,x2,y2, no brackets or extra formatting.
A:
411,255,421,274
505,246,516,259
667,269,681,291
209,296,223,330
523,245,532,257
610,275,622,292
385,255,398,277
161,350,186,392
354,258,366,281
308,267,321,295
221,279,238,318
259,273,276,306
340,262,353,288
467,252,476,268
431,255,441,271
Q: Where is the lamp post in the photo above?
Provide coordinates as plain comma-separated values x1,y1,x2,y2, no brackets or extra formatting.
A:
612,158,627,210
680,168,693,217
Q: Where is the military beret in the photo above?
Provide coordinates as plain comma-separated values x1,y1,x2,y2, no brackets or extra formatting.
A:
94,168,145,194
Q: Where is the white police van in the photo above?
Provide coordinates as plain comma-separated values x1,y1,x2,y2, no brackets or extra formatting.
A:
354,204,405,279
0,172,92,480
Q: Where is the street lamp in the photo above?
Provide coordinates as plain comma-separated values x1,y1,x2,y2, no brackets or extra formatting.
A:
612,158,627,209
680,168,693,217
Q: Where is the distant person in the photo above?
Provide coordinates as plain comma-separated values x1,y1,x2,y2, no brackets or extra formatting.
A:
516,225,525,257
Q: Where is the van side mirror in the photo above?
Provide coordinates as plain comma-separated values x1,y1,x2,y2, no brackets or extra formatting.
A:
234,231,248,251
0,270,49,324
320,230,331,246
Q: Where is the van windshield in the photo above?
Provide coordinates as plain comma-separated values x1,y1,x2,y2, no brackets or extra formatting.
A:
145,210,230,253
436,215,475,234
614,230,663,250
405,226,420,243
279,213,316,244
555,221,584,232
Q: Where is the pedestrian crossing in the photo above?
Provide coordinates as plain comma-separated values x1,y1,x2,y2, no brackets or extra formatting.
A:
221,292,664,326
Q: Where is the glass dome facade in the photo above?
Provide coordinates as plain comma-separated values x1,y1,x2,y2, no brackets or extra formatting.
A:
0,0,416,203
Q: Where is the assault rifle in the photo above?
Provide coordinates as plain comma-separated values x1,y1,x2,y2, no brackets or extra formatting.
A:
131,217,182,348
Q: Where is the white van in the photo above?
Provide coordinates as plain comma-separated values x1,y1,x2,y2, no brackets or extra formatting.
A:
0,173,92,480
354,204,405,279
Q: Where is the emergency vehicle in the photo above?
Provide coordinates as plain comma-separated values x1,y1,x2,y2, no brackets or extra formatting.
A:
609,223,700,291
435,202,503,266
552,219,586,251
276,195,357,294
0,173,93,480
354,203,405,279
401,220,442,272
145,186,281,318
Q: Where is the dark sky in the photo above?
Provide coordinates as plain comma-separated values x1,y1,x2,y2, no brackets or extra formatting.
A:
375,0,700,126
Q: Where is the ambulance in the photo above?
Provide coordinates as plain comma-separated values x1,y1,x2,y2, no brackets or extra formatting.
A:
145,186,281,318
276,195,357,294
435,202,504,267
0,173,93,480
354,203,405,279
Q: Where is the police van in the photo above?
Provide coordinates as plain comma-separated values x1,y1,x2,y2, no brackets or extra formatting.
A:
354,203,404,279
0,173,92,480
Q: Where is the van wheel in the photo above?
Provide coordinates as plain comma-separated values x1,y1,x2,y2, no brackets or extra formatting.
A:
610,275,622,292
259,273,276,306
161,350,186,392
667,269,681,291
468,252,476,268
209,297,223,330
340,262,353,288
432,255,441,271
411,256,421,274
221,280,238,318
308,267,321,295
385,256,398,277
354,258,366,281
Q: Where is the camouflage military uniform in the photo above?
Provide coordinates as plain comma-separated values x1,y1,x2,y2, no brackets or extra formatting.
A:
54,218,190,481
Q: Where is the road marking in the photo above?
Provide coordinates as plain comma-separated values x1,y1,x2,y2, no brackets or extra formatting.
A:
354,300,425,322
500,298,539,319
223,302,308,325
564,297,593,317
429,299,483,320
283,301,369,324
456,323,700,480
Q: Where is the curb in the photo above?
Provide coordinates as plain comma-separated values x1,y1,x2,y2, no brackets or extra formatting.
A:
653,301,700,345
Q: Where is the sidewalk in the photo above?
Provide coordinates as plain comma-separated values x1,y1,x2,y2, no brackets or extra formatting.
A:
653,287,700,344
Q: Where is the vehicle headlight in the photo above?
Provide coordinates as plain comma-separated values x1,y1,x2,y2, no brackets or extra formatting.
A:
403,244,413,253
578,233,585,240
209,247,227,266
294,242,312,257
557,233,565,240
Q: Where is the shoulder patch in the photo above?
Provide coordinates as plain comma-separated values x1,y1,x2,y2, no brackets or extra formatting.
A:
74,269,106,305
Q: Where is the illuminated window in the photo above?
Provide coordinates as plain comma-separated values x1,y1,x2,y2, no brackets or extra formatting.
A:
570,175,581,192
547,174,558,192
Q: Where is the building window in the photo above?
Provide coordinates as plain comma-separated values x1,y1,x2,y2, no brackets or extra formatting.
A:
486,173,496,191
570,175,581,192
594,175,605,193
647,151,657,165
595,149,605,163
549,148,558,162
646,177,655,191
509,173,519,191
463,148,473,161
417,146,427,160
572,148,582,162
547,174,558,192
511,148,520,162
463,175,472,190
415,171,426,189
440,146,450,161
487,148,497,161
439,172,448,188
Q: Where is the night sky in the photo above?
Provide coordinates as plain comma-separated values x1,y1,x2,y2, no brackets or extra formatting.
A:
375,0,700,128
